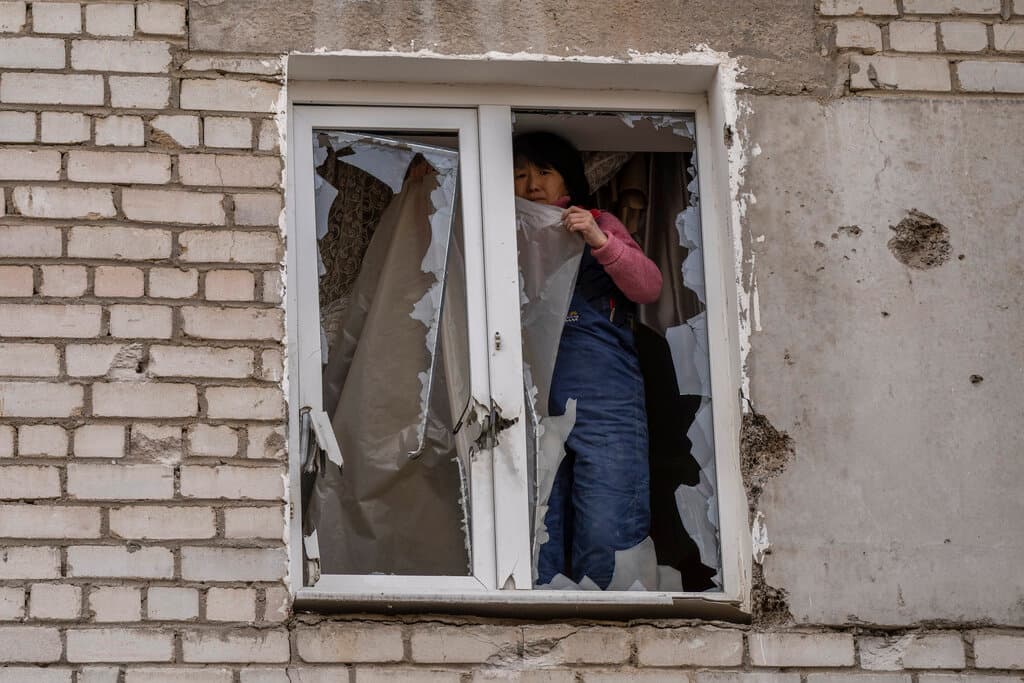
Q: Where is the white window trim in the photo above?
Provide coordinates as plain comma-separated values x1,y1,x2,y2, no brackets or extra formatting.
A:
284,54,751,618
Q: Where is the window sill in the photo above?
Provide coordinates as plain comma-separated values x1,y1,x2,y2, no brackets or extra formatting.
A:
293,587,749,622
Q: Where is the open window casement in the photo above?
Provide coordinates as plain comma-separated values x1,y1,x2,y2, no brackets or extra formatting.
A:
286,57,749,618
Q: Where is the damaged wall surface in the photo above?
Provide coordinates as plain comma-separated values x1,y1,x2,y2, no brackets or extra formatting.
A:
0,0,1022,678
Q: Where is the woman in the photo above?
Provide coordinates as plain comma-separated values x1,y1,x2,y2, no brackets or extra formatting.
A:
513,132,663,589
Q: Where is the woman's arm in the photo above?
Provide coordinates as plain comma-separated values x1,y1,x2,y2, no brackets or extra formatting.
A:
590,210,663,304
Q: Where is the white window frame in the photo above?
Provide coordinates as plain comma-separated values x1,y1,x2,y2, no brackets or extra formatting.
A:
284,55,750,618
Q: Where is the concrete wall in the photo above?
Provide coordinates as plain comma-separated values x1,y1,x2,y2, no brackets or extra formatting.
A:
0,0,1022,679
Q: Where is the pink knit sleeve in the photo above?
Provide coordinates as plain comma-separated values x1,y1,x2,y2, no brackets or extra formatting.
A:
589,211,663,304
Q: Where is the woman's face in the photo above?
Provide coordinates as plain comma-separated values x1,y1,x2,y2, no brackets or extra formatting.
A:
514,161,568,205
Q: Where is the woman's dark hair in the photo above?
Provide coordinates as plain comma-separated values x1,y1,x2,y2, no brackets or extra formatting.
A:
512,131,591,207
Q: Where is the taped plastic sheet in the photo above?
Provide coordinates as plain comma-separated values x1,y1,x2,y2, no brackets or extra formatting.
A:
307,131,472,576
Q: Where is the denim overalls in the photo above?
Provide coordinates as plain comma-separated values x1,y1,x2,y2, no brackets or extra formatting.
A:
537,245,651,589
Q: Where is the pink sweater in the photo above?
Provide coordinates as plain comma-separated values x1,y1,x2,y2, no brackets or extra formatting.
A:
568,203,662,304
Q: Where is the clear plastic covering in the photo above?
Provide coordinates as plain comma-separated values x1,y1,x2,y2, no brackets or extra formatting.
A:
305,130,473,576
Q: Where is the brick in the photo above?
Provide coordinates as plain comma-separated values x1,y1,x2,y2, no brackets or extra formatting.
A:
903,0,1000,12
0,587,23,620
179,230,281,263
859,634,965,670
13,186,115,219
67,627,173,662
523,625,631,665
205,269,255,301
973,633,1024,668
125,669,234,683
89,586,141,622
1,73,103,105
72,39,171,72
68,463,174,500
137,2,185,35
184,56,282,76
473,673,573,683
0,149,60,181
0,266,32,296
919,675,1024,683
0,504,100,538
0,669,71,683
749,632,855,667
0,225,62,257
181,547,287,582
95,266,144,297
0,2,26,32
411,625,521,663
246,425,285,459
109,304,173,338
149,345,253,378
259,348,282,381
257,120,278,151
958,60,1024,92
129,422,182,460
585,674,705,683
84,2,134,35
29,583,81,620
149,268,200,298
207,386,283,420
69,226,172,260
0,424,10,457
180,154,281,188
181,465,284,499
93,382,198,417
40,265,87,296
205,116,253,148
110,505,216,539
147,586,199,620
0,626,62,662
821,0,898,14
74,424,126,458
95,115,145,146
67,545,174,578
0,343,57,376
182,629,290,663
224,506,284,539
188,424,239,456
182,306,283,340
358,671,462,683
0,546,60,579
697,677,804,683
33,2,81,33
297,623,403,663
2,383,82,417
181,79,282,113
0,465,61,499
941,21,989,51
78,667,119,683
123,188,225,225
18,424,67,455
67,343,129,377
234,193,282,226
206,587,256,622
889,21,938,52
836,20,883,50
262,586,289,623
807,675,909,683
850,54,951,90
151,114,200,147
0,303,101,337
0,111,34,142
40,111,90,143
0,36,65,68
68,150,171,184
993,24,1024,51
110,76,170,109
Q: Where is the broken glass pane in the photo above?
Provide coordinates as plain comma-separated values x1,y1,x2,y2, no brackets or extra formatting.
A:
514,111,721,591
305,130,473,576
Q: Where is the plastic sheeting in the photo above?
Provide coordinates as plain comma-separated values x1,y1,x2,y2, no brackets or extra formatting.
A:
306,131,473,576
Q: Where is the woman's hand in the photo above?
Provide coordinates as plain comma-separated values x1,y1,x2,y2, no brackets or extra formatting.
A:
562,206,608,249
